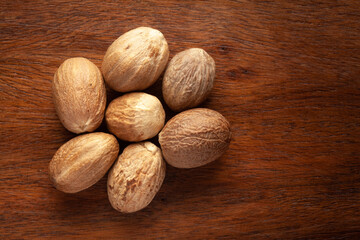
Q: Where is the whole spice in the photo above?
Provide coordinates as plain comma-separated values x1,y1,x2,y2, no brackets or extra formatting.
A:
102,27,169,92
162,48,215,112
49,132,119,193
159,108,231,168
107,142,166,213
52,57,106,134
105,92,165,142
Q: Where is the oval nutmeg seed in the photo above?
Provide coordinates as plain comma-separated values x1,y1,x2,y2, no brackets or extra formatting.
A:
107,142,166,213
52,57,106,134
162,48,215,112
49,132,119,193
159,108,231,168
102,27,169,92
105,92,165,142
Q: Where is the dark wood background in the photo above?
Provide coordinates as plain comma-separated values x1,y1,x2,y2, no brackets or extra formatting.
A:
1,0,360,239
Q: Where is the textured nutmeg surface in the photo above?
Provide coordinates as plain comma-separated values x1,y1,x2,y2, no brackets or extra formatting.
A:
107,142,166,213
52,57,106,134
49,132,119,193
162,48,215,112
102,27,169,92
105,92,165,142
2,2,360,239
159,108,231,168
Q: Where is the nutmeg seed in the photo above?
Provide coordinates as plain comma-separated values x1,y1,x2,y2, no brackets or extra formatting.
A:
162,48,215,112
107,141,166,213
105,92,165,142
49,132,119,193
102,27,169,92
52,57,106,134
159,108,231,168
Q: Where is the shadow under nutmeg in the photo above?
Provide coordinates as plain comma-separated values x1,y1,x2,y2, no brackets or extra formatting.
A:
157,157,227,205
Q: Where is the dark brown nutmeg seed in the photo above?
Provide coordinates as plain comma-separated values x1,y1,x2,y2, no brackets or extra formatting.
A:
158,108,231,168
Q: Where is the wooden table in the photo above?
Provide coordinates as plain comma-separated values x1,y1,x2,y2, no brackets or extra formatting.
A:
1,1,359,239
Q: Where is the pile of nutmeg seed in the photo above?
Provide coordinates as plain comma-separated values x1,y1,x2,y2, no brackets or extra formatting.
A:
49,27,231,213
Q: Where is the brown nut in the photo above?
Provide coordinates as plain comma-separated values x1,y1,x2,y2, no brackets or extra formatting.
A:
49,132,119,193
107,141,166,213
162,48,215,112
102,27,169,92
159,108,231,168
52,57,106,134
105,92,165,142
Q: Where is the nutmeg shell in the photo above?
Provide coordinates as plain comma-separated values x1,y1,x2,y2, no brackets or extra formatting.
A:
102,27,169,92
105,92,165,142
49,132,119,193
107,142,166,213
52,57,106,134
158,108,231,168
162,48,215,112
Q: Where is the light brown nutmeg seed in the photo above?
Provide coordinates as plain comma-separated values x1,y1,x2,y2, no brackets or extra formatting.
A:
102,27,169,92
107,141,166,213
49,132,119,193
52,57,106,134
162,48,215,112
158,108,231,168
105,92,165,142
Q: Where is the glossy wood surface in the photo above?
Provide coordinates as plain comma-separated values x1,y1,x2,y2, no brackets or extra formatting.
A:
1,1,359,239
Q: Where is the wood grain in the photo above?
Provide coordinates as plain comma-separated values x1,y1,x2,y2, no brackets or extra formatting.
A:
1,0,360,239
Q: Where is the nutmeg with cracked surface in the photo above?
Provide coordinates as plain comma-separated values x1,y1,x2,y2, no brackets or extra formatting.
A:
107,141,166,213
158,108,231,168
162,48,215,112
